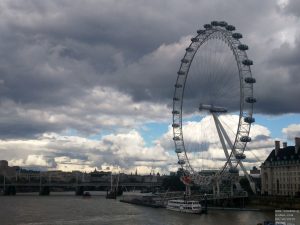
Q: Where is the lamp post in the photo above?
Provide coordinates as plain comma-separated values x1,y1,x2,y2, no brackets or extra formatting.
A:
3,174,5,191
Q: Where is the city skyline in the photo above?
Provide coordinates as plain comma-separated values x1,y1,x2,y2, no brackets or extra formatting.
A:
0,0,300,174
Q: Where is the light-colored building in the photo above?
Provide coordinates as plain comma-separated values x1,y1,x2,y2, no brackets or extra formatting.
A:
261,138,300,196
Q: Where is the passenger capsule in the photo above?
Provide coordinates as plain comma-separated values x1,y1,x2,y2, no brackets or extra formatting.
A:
229,167,239,174
240,136,251,142
245,97,257,103
181,58,189,63
244,77,256,83
175,84,182,88
235,153,246,160
204,24,212,29
226,25,236,31
232,33,243,39
178,159,185,165
218,21,228,27
238,44,249,51
173,97,180,101
197,29,205,34
242,59,253,66
175,149,183,154
172,110,180,115
172,123,180,128
211,21,219,26
173,136,180,141
191,37,199,42
244,117,255,124
186,47,194,52
177,71,185,75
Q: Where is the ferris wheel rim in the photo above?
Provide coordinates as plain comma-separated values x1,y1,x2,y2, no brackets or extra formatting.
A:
172,21,256,184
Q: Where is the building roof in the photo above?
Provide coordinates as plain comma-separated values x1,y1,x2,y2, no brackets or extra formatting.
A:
264,146,300,163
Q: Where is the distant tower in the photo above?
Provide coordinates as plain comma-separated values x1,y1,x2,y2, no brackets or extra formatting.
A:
135,168,138,176
151,168,155,176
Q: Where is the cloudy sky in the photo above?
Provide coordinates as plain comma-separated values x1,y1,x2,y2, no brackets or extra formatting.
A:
0,0,300,174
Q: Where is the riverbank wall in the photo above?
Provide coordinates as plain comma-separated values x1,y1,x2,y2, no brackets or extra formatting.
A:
247,196,300,209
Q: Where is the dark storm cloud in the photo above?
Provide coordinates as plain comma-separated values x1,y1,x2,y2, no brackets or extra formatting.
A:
270,43,300,67
282,0,300,17
253,134,270,142
255,35,300,114
0,0,299,140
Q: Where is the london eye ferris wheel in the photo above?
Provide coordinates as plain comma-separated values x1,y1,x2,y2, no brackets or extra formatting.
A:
172,21,257,193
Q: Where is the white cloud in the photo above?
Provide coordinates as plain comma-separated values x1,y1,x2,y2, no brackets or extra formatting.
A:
26,155,55,167
2,129,174,174
1,114,277,174
282,124,300,140
159,114,274,171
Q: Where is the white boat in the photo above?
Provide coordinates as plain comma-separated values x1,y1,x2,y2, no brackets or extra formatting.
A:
166,199,202,214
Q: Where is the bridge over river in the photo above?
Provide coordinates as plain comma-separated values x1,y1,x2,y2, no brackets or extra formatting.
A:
0,173,162,195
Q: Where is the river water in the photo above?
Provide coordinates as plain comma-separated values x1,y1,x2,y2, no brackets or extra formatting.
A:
0,192,274,225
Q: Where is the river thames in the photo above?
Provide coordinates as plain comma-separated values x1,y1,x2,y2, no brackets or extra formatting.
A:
0,192,274,225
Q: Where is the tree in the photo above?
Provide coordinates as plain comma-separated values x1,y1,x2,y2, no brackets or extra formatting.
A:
239,177,254,195
162,175,185,191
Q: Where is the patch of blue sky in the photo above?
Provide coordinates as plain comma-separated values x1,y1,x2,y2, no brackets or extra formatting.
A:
87,128,122,140
88,133,104,140
255,113,300,142
139,122,169,147
182,114,204,123
61,129,80,137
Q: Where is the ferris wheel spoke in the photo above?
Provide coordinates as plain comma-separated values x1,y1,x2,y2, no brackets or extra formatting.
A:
217,117,235,152
212,113,232,168
236,160,256,193
215,117,256,193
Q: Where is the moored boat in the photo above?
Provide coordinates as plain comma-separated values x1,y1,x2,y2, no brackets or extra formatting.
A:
166,199,202,214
